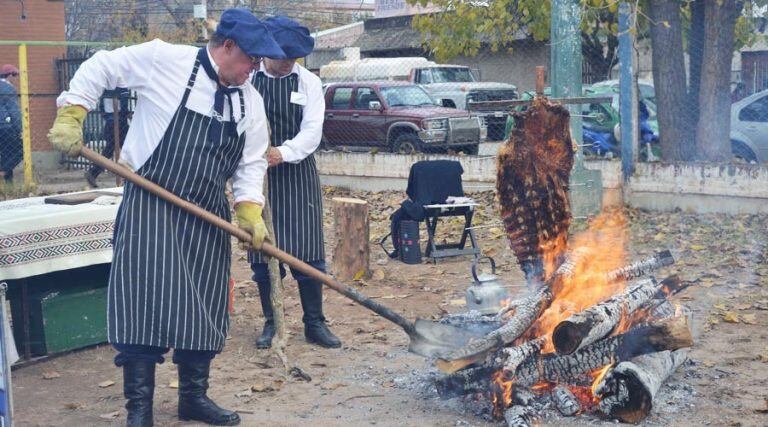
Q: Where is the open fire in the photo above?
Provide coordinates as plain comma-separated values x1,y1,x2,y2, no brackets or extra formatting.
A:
431,98,692,426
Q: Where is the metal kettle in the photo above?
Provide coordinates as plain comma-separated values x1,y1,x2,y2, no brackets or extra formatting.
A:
465,256,509,314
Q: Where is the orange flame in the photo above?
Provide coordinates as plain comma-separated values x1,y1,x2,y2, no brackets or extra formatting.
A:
491,370,514,408
527,209,630,352
591,363,613,396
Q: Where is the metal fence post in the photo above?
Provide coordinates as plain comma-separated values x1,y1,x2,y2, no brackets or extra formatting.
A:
619,3,639,181
552,0,602,217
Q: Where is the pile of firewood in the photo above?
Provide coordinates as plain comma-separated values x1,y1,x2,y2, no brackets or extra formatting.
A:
434,251,692,425
431,97,693,426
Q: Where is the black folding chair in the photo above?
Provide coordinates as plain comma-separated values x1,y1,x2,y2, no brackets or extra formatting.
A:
382,160,481,262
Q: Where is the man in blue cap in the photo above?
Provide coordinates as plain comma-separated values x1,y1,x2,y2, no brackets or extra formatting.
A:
249,16,341,350
47,8,282,426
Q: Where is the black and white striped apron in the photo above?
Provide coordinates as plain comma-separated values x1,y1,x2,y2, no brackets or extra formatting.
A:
107,56,246,351
249,71,324,263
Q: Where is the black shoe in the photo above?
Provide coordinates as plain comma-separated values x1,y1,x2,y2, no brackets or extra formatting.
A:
255,320,275,349
85,170,99,188
123,360,155,427
255,280,274,349
298,280,342,349
178,360,240,426
305,321,342,348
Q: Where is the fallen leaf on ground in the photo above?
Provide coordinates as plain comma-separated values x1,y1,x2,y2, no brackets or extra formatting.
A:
99,411,121,420
690,244,706,251
742,313,758,324
320,382,347,391
372,269,386,281
449,299,466,306
98,380,115,388
43,371,61,380
251,380,284,393
353,269,366,281
722,311,740,323
63,402,85,410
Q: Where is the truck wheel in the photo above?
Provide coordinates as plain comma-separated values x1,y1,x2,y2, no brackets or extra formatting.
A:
732,140,757,163
391,133,422,154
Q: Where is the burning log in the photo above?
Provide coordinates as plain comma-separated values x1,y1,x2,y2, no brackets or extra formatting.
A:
497,97,574,285
437,289,552,372
605,250,675,283
435,317,692,399
500,337,545,374
552,277,663,355
595,349,689,424
434,365,495,399
436,287,552,373
508,316,692,386
552,385,581,416
504,405,535,427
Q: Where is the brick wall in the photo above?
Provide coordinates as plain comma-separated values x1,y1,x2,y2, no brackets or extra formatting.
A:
0,0,66,152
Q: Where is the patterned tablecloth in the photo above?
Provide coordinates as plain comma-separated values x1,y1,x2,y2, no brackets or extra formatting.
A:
0,188,123,281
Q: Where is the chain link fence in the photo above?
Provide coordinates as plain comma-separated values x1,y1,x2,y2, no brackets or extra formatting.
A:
0,42,134,194
2,1,765,198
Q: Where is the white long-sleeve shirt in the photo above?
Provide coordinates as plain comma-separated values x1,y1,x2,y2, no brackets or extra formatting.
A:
255,62,324,163
57,39,269,205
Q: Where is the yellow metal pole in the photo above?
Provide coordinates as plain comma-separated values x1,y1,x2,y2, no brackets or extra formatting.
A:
18,44,34,191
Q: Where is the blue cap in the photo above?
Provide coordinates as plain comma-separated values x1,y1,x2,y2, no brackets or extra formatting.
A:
215,8,285,59
264,16,315,59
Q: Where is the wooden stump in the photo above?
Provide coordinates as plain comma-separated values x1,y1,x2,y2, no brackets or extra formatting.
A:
332,197,370,281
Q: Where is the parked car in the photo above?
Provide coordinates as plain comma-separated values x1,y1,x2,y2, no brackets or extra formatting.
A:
730,89,768,163
322,82,486,154
320,57,517,141
409,65,517,141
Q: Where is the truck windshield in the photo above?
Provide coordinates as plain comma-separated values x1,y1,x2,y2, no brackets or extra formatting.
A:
381,86,436,107
431,67,475,83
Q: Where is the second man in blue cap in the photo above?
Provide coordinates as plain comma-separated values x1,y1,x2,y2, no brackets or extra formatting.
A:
248,16,342,350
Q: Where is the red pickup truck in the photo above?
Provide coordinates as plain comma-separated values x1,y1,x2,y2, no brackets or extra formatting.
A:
322,82,486,154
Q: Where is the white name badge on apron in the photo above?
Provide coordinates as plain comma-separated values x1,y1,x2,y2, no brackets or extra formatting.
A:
290,91,307,106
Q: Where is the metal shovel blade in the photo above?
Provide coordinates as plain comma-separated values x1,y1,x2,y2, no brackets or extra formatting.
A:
407,318,487,358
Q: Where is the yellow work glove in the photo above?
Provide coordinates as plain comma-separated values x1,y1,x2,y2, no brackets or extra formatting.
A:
47,105,87,157
235,202,268,250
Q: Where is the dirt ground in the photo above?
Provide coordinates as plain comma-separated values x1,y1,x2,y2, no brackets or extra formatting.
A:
10,185,768,427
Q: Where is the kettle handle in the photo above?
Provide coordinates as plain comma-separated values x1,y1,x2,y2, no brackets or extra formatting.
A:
471,256,496,283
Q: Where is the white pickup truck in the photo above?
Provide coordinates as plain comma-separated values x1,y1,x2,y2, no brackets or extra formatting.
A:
320,57,518,141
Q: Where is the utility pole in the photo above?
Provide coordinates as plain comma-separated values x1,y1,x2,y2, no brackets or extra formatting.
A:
551,0,603,217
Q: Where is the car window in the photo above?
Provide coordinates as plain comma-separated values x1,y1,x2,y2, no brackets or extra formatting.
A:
380,85,435,107
330,87,353,110
431,67,475,83
739,95,768,122
353,87,380,110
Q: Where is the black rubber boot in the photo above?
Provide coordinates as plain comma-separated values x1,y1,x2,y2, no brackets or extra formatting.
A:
177,360,240,426
123,360,155,427
298,280,341,348
255,281,275,349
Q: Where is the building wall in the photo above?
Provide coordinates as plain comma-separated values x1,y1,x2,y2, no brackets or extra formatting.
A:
450,41,550,91
0,0,66,165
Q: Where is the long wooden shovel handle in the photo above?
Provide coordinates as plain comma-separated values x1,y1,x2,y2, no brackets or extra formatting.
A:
80,147,415,333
